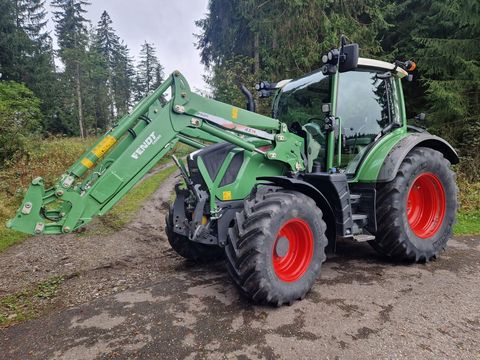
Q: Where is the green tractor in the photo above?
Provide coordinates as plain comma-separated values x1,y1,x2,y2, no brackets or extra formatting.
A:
8,41,458,306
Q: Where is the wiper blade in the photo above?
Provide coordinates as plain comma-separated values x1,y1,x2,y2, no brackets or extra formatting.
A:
381,123,401,136
374,123,401,142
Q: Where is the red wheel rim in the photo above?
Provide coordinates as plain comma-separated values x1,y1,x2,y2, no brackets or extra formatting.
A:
273,218,314,282
406,172,446,239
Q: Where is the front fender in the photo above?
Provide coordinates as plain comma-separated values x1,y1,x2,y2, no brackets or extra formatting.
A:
257,175,345,251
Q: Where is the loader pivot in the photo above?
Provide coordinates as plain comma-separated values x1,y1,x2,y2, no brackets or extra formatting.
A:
8,71,304,235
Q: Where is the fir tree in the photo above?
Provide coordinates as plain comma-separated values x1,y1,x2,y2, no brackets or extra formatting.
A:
196,0,390,107
112,42,135,114
93,11,134,122
135,41,164,100
51,0,90,138
383,0,480,162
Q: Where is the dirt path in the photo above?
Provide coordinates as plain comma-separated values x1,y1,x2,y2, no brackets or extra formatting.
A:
0,168,181,309
1,172,480,359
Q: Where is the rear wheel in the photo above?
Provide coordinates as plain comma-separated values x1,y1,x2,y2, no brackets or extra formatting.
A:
225,189,327,306
370,147,457,262
165,205,223,262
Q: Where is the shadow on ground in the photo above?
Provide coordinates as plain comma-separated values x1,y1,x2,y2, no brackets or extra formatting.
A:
1,236,479,360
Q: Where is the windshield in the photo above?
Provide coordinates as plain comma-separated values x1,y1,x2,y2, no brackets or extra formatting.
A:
273,70,331,167
273,70,331,126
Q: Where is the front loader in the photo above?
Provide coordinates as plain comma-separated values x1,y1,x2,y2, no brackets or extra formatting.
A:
8,41,458,306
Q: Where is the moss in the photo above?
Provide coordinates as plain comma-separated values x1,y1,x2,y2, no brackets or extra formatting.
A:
0,276,65,327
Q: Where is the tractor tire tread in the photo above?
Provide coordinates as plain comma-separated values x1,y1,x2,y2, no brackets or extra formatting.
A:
225,188,327,306
165,206,223,262
370,147,457,262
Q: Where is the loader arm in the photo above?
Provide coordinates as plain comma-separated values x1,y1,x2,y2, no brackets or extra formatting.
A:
7,71,305,235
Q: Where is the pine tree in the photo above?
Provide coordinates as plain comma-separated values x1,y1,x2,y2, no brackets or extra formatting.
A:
112,42,135,114
93,10,119,126
23,0,58,134
93,11,134,123
0,0,18,80
20,0,49,43
135,41,164,100
383,0,480,164
52,0,90,138
196,0,390,108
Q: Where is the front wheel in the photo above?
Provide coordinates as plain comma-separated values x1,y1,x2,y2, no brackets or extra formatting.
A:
165,205,223,262
370,147,457,262
225,189,327,306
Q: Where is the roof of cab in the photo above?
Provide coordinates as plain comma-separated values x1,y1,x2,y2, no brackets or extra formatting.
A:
274,57,408,89
358,58,408,78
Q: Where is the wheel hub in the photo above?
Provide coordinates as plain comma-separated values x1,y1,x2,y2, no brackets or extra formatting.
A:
406,172,446,239
275,237,290,257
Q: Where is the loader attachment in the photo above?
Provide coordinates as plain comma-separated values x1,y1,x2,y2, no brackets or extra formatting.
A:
7,71,305,235
7,73,187,235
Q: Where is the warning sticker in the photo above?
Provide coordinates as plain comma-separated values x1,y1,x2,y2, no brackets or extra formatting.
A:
81,158,94,169
222,191,232,201
92,135,117,158
231,107,239,120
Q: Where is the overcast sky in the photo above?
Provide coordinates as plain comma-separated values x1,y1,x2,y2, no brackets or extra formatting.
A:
45,0,210,91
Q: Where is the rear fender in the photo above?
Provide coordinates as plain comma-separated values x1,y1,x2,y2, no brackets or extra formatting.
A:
378,133,459,182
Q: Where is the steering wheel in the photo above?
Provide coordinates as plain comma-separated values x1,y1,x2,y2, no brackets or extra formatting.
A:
304,118,326,143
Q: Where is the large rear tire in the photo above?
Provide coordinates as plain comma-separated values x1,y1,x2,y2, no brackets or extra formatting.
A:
225,189,327,306
370,147,457,262
165,206,223,262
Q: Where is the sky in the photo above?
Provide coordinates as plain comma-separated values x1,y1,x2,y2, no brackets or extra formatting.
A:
45,0,210,91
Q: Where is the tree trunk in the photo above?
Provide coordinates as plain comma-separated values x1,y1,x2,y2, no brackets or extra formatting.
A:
75,62,85,139
254,32,260,76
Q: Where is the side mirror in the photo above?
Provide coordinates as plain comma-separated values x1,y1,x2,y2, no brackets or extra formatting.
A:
415,113,426,121
339,43,359,73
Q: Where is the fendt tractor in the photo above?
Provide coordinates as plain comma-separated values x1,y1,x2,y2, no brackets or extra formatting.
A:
8,40,458,306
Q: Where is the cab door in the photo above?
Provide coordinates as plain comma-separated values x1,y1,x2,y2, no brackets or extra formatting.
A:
335,69,401,175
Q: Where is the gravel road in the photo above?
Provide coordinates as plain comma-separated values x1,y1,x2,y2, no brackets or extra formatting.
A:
1,172,479,360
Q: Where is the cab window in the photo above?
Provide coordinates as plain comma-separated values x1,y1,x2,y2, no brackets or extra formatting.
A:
337,69,400,173
274,70,331,127
273,70,331,166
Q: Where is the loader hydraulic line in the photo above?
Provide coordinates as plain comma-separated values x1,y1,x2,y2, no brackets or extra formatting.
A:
7,71,305,235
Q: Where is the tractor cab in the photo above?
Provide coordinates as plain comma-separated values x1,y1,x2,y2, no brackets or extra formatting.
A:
273,57,409,176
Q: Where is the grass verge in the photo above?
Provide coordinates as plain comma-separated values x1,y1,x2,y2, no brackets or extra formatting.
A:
454,177,480,236
0,137,96,252
454,211,480,236
0,138,190,252
0,276,66,327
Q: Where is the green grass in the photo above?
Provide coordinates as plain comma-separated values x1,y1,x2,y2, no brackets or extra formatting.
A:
1,137,96,252
0,276,65,326
454,211,480,236
0,138,190,251
1,164,178,247
455,177,480,236
0,229,28,253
